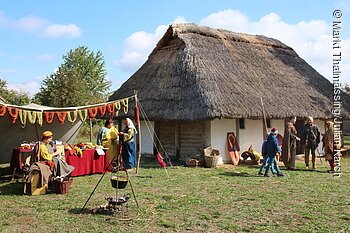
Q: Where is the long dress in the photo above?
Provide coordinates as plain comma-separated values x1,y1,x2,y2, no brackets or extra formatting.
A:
281,122,298,169
38,143,74,177
121,127,136,169
104,126,119,162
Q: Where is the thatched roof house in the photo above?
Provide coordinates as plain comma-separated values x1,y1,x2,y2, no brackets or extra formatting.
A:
110,23,350,162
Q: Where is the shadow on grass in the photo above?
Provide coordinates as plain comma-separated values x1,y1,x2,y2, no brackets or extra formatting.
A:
241,164,330,174
0,180,24,195
68,208,92,215
220,171,257,177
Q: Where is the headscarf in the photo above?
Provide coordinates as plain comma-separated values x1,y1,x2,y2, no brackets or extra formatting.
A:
126,118,138,134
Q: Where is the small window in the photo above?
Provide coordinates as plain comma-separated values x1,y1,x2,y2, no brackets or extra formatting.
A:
239,118,245,129
266,119,271,128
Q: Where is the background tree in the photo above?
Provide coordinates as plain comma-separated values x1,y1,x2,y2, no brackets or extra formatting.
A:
0,79,31,105
34,46,111,107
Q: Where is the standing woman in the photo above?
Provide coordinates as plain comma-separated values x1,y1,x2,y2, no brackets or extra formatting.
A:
119,118,137,171
281,116,301,170
323,121,335,172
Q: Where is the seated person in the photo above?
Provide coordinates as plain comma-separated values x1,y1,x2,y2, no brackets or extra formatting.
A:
33,131,74,178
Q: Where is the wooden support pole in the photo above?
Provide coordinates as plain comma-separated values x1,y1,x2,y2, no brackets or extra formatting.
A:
134,91,142,174
260,97,268,140
89,118,93,143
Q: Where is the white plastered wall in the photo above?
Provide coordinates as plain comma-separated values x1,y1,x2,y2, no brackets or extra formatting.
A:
210,119,236,164
140,120,154,154
239,119,264,156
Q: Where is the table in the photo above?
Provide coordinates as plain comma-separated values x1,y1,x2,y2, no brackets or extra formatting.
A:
10,148,33,179
65,149,110,177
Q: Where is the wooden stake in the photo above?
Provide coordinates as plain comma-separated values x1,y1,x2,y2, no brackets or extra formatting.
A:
89,118,93,143
260,97,268,139
134,91,142,174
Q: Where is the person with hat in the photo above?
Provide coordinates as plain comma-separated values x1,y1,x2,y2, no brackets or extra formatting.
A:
259,127,284,177
33,130,74,177
36,131,59,170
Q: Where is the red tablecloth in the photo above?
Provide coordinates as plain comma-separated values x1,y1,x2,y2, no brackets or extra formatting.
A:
10,148,33,170
65,149,110,177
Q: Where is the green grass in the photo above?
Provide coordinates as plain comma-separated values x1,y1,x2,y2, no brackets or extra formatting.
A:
1,157,350,233
344,136,350,148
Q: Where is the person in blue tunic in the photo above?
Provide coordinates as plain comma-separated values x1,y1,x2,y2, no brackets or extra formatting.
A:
119,118,137,171
258,128,284,177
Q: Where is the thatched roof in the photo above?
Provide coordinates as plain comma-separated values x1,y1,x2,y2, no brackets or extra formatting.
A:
110,23,350,120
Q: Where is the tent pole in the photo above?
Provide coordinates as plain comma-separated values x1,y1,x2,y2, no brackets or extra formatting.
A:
34,122,40,141
89,118,93,143
260,97,268,139
134,91,141,174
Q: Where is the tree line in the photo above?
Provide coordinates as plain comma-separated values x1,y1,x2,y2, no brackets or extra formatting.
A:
0,46,111,107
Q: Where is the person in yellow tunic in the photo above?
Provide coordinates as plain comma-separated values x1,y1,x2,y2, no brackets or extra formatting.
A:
35,131,74,177
38,131,61,170
97,119,114,147
103,123,119,162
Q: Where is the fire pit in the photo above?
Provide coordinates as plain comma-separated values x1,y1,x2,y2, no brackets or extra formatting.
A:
106,196,129,206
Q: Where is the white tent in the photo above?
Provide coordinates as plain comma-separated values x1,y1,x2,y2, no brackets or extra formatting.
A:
0,101,82,164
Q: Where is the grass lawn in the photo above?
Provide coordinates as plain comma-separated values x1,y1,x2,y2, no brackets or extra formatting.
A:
344,135,350,148
1,156,349,233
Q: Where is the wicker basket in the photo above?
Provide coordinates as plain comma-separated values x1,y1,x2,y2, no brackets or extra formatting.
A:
54,178,73,194
203,147,220,168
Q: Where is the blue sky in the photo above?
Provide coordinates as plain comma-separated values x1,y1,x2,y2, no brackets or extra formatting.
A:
0,0,349,96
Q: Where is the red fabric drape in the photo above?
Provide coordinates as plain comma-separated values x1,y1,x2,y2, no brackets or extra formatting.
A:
156,152,167,167
56,112,67,124
106,103,115,115
65,149,110,177
88,107,98,118
134,104,140,126
0,105,7,116
44,112,55,123
7,106,19,124
98,105,106,116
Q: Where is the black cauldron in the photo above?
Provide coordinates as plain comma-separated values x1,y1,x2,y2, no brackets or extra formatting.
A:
110,176,128,189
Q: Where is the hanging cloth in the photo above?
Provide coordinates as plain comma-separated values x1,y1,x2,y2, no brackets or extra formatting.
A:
0,105,7,116
56,112,67,124
78,109,88,121
19,109,27,127
106,103,115,115
134,104,140,126
36,111,43,126
88,107,98,118
98,105,106,116
156,152,167,167
67,111,78,123
44,112,55,124
27,111,37,124
7,106,19,124
121,98,128,114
